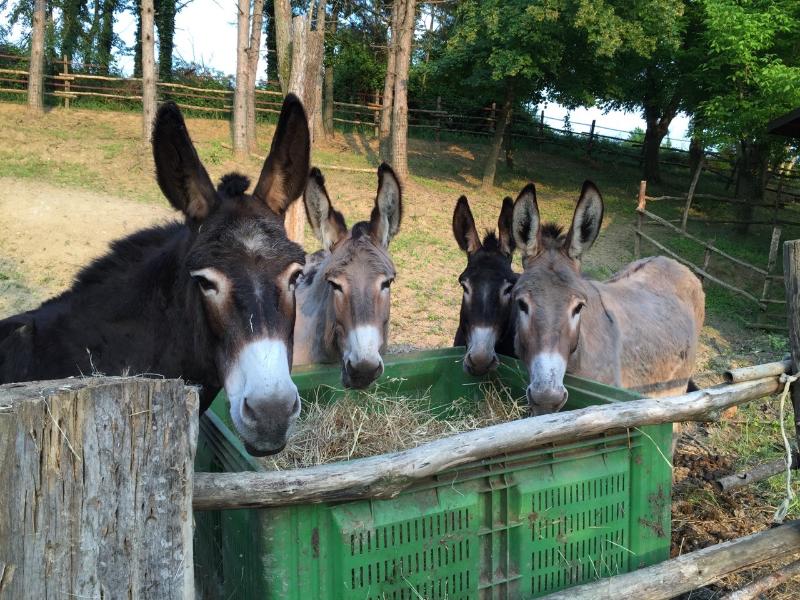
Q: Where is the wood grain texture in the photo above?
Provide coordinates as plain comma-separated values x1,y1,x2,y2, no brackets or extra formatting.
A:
193,375,780,510
0,377,197,599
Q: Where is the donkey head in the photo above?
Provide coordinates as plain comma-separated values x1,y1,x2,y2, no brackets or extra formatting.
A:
511,181,604,416
152,95,309,456
452,195,517,376
302,163,402,389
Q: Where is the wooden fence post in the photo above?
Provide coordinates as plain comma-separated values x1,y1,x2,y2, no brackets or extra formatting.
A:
699,247,712,284
783,239,800,453
62,55,70,109
489,101,496,133
0,377,198,598
586,119,595,156
435,95,441,144
635,180,647,259
681,155,705,231
761,226,782,303
539,109,545,136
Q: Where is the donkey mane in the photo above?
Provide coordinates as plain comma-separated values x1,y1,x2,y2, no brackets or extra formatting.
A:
540,222,566,249
217,172,251,198
481,231,502,252
324,234,394,280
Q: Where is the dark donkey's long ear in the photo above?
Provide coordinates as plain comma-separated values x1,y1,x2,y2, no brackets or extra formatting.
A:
452,195,481,254
304,168,348,251
152,102,218,222
369,163,402,248
253,94,311,217
497,196,515,257
565,180,604,260
512,183,541,266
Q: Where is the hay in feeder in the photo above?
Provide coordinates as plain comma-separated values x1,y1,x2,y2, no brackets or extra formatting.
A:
259,380,526,471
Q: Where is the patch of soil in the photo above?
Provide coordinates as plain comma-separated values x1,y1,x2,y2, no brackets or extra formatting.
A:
0,176,175,316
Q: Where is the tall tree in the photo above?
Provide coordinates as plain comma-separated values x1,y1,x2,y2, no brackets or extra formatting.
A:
696,0,800,232
141,0,156,143
389,0,415,182
27,0,46,113
232,0,250,157
97,0,117,74
61,0,88,63
322,1,338,137
246,0,265,151
155,0,175,81
134,0,142,77
274,0,291,94
378,0,399,162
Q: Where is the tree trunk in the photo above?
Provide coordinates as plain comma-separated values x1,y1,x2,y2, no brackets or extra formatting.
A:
0,378,198,599
389,0,415,182
27,0,46,113
735,140,769,234
246,0,265,152
641,109,673,184
265,0,278,85
284,13,325,245
84,0,102,67
232,0,250,158
689,135,704,176
482,83,513,189
134,0,143,77
379,0,400,162
141,0,156,144
322,5,337,137
274,0,292,95
312,1,325,140
97,0,116,75
155,0,175,81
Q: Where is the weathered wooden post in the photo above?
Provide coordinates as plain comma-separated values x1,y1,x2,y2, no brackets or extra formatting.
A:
489,101,496,133
0,377,198,599
62,55,70,109
586,119,595,156
435,95,441,144
783,239,800,454
681,155,705,231
539,109,545,136
635,180,647,259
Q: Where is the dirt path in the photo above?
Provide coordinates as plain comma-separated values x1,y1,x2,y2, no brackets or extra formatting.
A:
0,177,175,316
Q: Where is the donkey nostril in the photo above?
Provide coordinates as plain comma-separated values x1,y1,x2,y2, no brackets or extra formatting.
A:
242,397,256,421
291,395,301,415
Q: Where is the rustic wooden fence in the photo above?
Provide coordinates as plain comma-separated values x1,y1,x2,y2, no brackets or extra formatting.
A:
634,175,799,330
0,52,737,181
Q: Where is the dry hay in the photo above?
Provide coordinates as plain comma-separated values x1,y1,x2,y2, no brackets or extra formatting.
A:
259,380,526,471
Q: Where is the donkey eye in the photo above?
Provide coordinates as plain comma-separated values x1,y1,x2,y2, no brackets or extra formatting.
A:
381,278,394,290
328,280,343,293
288,269,303,292
572,302,585,317
502,283,514,297
192,274,218,295
517,299,529,315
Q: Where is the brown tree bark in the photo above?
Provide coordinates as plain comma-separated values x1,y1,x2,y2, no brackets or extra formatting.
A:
141,0,156,144
735,139,769,234
689,134,704,176
482,82,514,189
379,0,400,162
274,0,292,95
232,0,250,158
389,0,415,182
641,103,678,184
322,4,337,137
312,1,325,140
27,0,46,113
246,0,265,152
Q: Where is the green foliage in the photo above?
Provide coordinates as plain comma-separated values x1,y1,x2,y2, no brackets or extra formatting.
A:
696,0,800,146
331,27,385,101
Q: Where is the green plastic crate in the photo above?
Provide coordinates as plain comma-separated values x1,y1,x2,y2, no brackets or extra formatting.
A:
194,348,672,599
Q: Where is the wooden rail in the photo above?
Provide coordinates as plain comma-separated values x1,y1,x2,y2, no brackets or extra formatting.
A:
193,374,781,510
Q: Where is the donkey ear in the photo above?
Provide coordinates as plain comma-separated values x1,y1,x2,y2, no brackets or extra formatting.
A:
253,94,311,216
566,180,604,260
497,196,515,257
369,163,402,247
152,101,218,222
304,168,348,251
512,183,541,264
452,196,481,254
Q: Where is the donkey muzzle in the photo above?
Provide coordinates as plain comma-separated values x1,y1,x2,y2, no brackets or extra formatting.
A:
527,386,569,416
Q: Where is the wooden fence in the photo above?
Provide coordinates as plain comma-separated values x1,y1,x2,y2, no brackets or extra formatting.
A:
0,52,738,181
634,177,796,330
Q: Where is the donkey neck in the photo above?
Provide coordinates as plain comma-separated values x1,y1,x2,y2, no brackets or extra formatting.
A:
569,279,622,386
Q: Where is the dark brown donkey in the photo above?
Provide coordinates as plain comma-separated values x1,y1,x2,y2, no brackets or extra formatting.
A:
452,195,518,375
293,164,402,388
0,95,311,456
511,181,704,416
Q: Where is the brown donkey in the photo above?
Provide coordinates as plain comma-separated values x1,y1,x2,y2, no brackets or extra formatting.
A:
511,181,704,416
293,164,402,388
